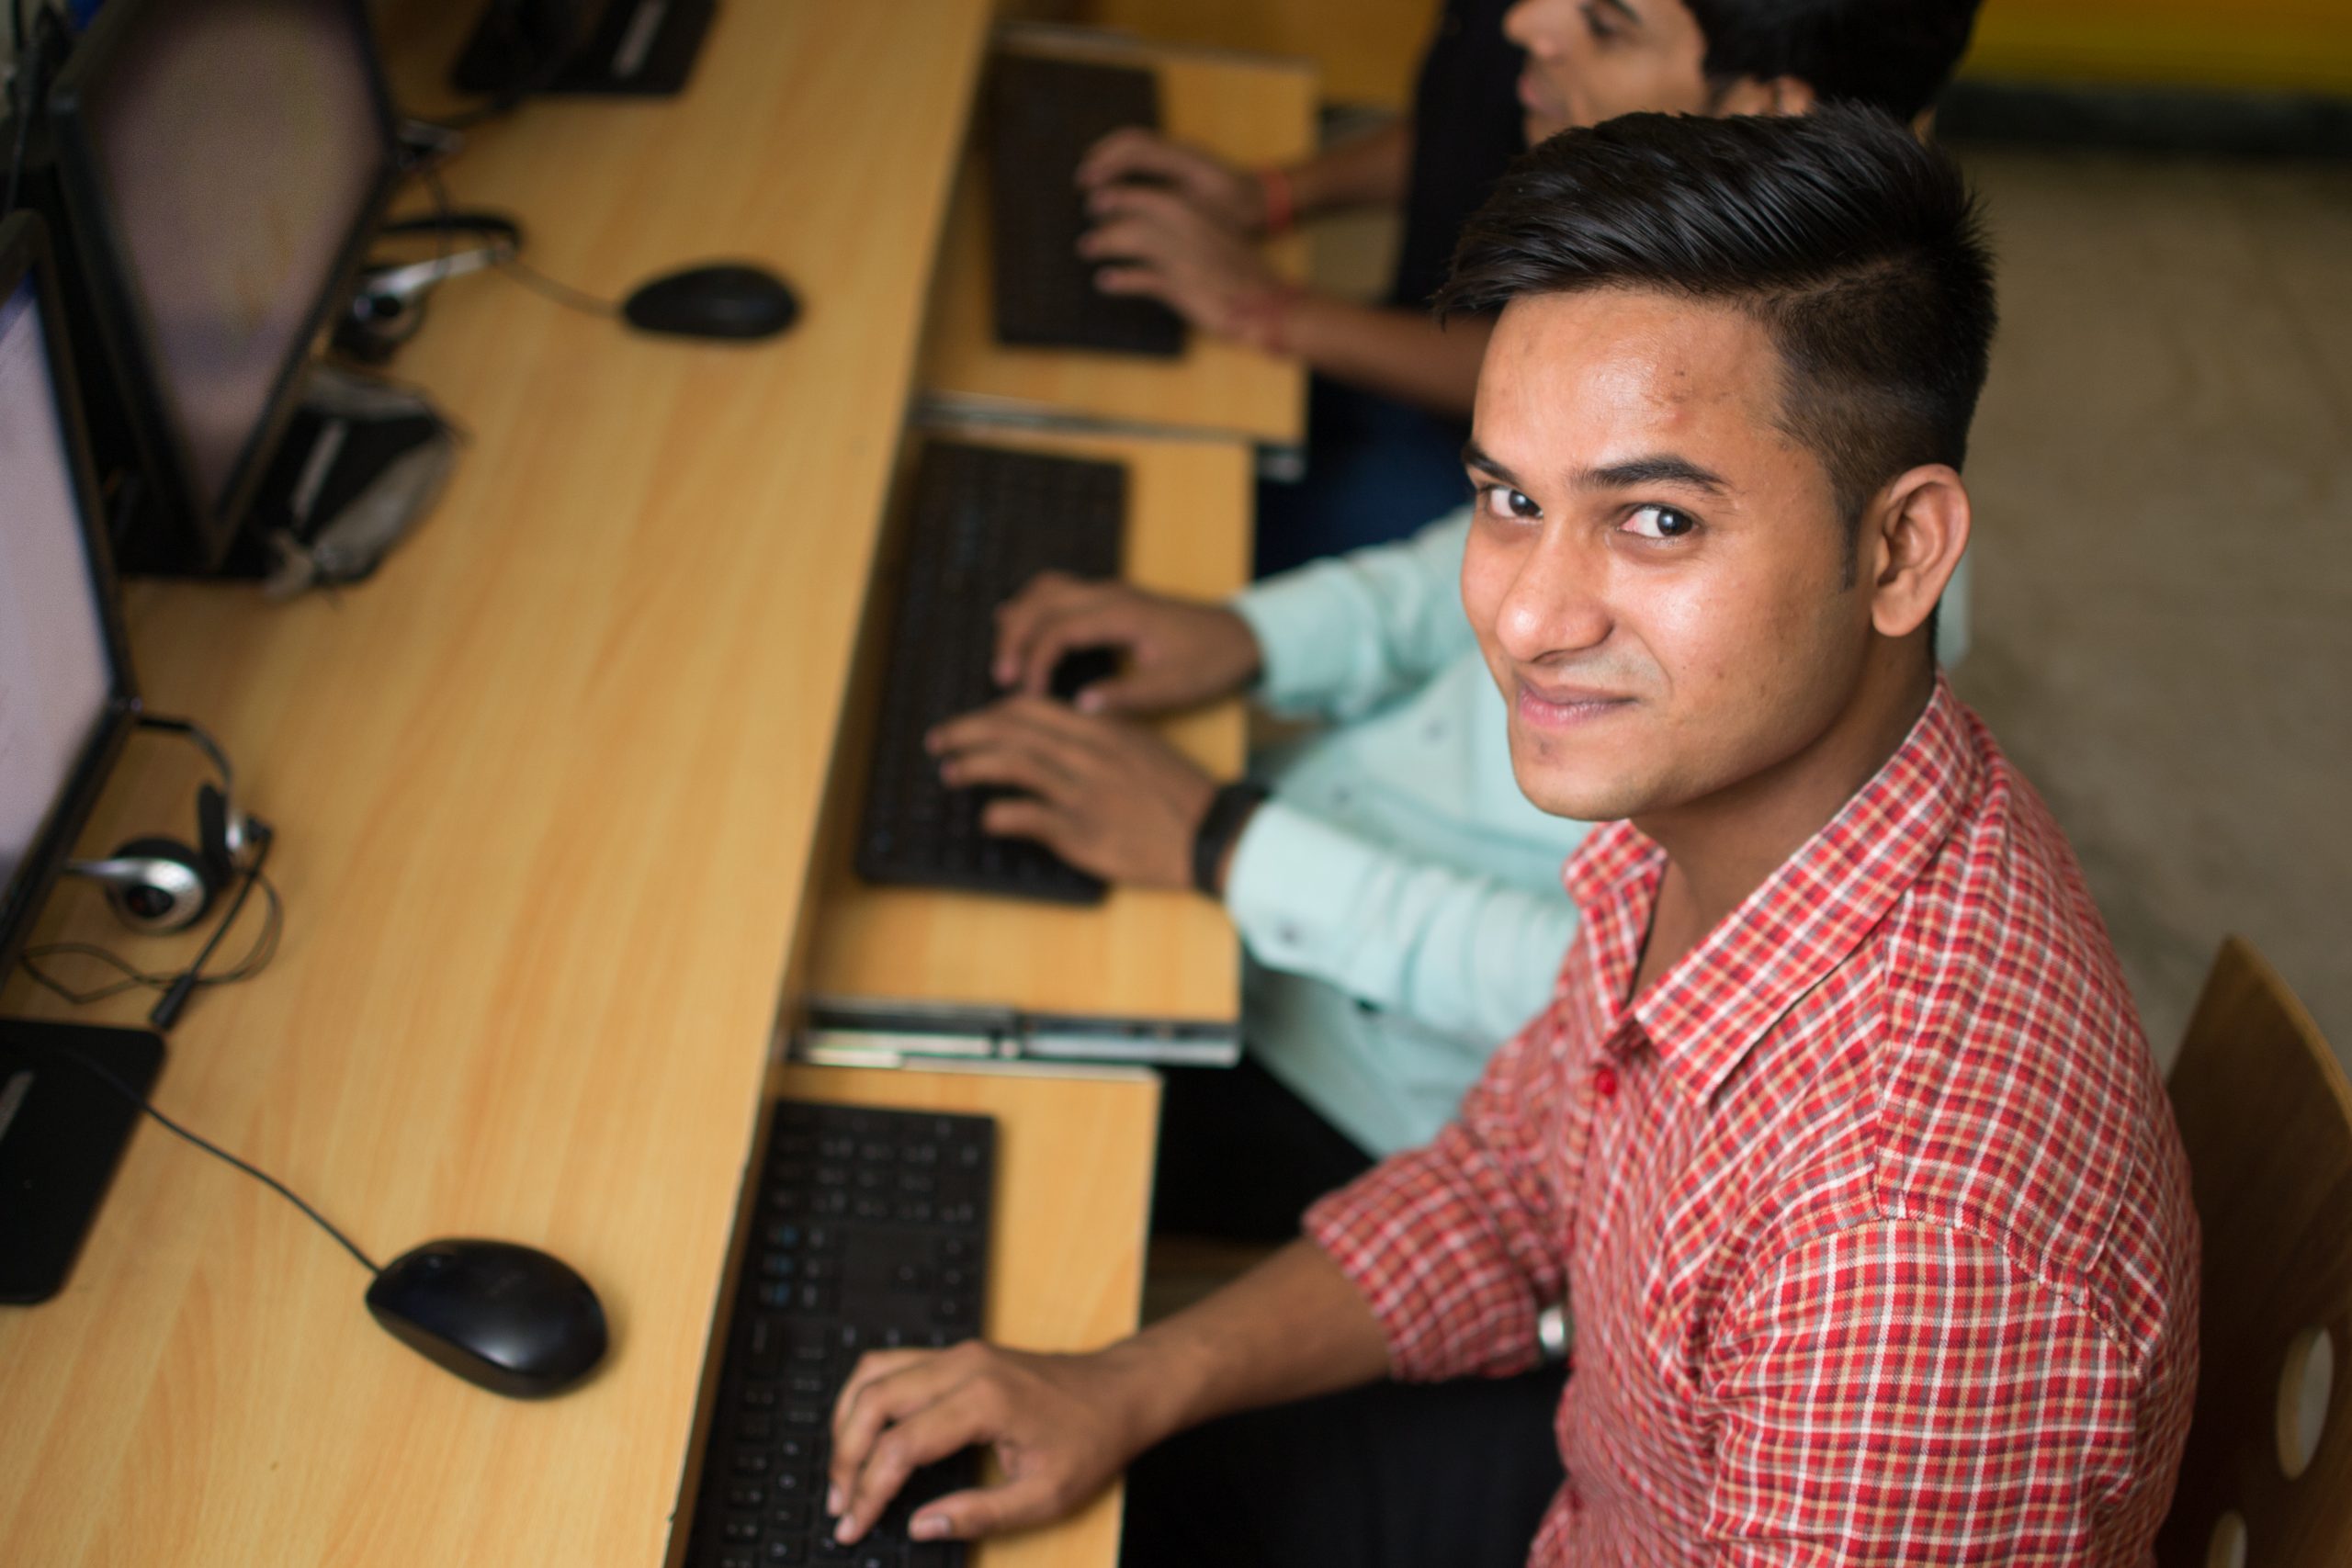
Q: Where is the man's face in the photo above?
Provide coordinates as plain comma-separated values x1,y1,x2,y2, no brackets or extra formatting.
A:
1461,289,1874,827
1503,0,1719,142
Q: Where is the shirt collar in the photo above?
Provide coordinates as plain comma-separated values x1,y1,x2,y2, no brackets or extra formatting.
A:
1560,676,1984,1102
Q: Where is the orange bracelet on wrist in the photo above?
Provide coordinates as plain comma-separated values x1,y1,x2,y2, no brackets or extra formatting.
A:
1258,165,1297,236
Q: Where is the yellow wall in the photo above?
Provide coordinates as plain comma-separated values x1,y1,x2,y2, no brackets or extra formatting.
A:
1083,0,1431,107
1967,0,2352,94
1088,0,2352,102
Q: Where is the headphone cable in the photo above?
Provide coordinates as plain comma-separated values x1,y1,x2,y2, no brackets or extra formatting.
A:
17,871,281,1005
150,823,274,1031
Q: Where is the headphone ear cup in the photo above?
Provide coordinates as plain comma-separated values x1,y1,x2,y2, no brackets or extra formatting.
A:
197,784,234,883
105,837,220,933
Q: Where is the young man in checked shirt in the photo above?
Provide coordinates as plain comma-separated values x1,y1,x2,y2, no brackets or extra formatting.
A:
827,108,2201,1565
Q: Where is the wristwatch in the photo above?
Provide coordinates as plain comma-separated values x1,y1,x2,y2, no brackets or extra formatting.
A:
1191,781,1271,897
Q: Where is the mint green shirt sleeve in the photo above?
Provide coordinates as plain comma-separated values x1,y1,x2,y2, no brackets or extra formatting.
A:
1223,797,1579,1052
1230,509,1476,723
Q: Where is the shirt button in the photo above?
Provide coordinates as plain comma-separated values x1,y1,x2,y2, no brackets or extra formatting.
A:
1592,1064,1620,1100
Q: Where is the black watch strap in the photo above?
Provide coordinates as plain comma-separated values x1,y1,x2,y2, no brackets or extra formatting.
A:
1192,782,1271,897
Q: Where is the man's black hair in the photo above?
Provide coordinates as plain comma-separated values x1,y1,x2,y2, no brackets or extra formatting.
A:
1686,0,1984,122
1438,106,1996,568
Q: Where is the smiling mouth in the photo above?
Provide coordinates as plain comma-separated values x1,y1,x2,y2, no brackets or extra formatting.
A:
1516,682,1632,730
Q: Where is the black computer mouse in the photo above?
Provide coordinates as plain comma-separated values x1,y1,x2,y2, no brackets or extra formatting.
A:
366,1237,609,1398
622,262,800,341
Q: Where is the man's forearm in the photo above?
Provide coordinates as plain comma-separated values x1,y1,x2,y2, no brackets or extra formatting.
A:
1284,296,1493,420
1101,1238,1391,1446
1284,118,1412,218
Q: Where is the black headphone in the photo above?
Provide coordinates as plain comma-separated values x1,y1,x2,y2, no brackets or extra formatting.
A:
65,716,267,934
337,211,524,364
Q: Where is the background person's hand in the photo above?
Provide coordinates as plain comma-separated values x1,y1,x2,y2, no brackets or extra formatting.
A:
993,573,1261,715
1080,183,1287,343
826,1340,1169,1545
1076,128,1268,234
927,697,1216,888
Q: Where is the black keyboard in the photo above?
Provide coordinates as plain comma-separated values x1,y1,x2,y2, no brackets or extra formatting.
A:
684,1100,996,1568
987,53,1184,357
857,441,1125,905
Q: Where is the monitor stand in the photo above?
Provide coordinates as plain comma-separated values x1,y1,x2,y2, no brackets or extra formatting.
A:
452,0,720,99
0,1019,164,1304
113,367,456,587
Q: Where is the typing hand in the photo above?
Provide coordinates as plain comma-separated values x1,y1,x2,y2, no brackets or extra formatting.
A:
927,696,1215,889
1079,183,1287,344
994,572,1261,715
1077,127,1269,234
827,1341,1160,1545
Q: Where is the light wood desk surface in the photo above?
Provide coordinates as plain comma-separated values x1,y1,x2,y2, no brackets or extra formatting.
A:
803,422,1250,1022
920,31,1317,447
0,6,1184,1566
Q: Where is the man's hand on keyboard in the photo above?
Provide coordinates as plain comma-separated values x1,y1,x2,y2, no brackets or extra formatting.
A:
826,1341,1170,1546
993,573,1261,716
1079,180,1285,342
928,696,1213,888
1077,127,1269,236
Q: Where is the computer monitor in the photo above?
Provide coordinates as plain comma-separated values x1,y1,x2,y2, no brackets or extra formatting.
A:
0,210,165,1307
0,211,139,978
44,0,400,574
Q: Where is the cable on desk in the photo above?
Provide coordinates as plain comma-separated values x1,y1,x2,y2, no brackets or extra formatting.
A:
36,1043,383,1277
19,869,282,1004
419,160,620,321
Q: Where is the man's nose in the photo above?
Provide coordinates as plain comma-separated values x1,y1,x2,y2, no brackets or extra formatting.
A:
1502,0,1555,57
1496,533,1610,663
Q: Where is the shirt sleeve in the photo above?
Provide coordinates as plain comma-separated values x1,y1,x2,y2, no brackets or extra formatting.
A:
1231,510,1476,723
1224,798,1578,1043
1303,987,1573,1382
1703,1221,2143,1565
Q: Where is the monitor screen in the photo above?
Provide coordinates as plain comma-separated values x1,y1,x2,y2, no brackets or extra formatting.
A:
0,276,114,914
63,0,389,521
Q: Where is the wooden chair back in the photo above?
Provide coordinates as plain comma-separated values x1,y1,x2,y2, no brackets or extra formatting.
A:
2159,937,2352,1568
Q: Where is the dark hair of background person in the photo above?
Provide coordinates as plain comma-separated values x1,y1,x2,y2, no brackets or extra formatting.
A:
1687,0,1986,122
1437,106,1997,571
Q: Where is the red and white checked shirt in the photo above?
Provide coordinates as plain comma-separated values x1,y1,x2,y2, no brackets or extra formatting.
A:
1307,679,2199,1564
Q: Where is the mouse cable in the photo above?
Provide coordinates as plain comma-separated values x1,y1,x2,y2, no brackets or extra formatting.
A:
34,1040,382,1277
18,868,283,1010
419,160,618,321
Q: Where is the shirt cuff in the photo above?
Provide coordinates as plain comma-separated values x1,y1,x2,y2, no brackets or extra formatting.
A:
1220,798,1372,976
1230,562,1363,715
1305,1129,1545,1382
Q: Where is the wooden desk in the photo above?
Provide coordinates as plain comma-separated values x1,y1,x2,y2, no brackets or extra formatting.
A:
0,6,1188,1566
919,31,1317,447
802,422,1250,1022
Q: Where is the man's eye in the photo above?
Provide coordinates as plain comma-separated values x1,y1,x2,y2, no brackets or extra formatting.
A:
1580,4,1621,41
1622,504,1696,540
1480,485,1541,522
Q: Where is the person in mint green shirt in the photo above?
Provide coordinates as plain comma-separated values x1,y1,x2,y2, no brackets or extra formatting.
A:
928,508,1586,1237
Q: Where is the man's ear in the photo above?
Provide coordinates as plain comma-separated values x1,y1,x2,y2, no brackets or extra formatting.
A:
1866,465,1971,641
1713,74,1818,117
